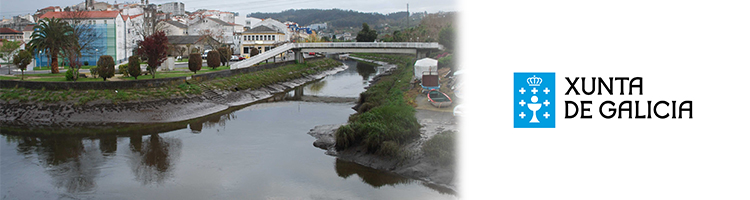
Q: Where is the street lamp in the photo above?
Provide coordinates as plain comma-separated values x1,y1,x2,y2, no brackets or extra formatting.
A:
95,49,99,65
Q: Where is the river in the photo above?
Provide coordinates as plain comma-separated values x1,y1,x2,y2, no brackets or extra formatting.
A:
0,59,456,199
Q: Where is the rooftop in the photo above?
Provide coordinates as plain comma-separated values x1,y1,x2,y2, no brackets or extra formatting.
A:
0,27,23,34
243,25,282,34
38,11,120,20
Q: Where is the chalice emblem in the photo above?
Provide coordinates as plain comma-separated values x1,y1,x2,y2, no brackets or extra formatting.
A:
514,73,555,128
527,95,541,123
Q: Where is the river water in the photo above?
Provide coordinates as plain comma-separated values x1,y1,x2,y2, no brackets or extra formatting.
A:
0,59,455,199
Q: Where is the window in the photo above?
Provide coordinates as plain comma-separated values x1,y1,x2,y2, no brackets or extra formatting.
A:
243,47,249,54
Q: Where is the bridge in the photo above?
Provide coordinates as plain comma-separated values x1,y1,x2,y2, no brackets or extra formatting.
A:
230,42,443,69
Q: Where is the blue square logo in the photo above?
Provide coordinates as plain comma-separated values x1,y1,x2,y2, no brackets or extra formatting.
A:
514,72,555,128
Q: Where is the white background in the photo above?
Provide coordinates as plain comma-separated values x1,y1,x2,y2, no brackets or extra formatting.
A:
459,0,750,199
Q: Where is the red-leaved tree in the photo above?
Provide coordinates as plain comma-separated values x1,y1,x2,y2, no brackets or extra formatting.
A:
137,31,169,79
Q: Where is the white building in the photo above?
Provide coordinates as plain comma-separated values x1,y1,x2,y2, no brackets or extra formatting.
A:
159,20,187,36
123,14,143,60
188,17,235,44
244,16,262,27
158,2,185,16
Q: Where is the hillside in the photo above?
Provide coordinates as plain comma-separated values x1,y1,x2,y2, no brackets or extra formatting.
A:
247,9,419,29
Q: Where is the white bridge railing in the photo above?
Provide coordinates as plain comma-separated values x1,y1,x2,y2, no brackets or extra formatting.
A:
230,42,442,69
295,42,442,49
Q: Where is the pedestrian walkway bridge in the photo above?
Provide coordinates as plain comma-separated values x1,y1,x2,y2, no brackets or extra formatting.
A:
230,42,443,69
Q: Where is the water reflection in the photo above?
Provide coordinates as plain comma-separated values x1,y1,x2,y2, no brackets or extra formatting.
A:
5,135,104,193
128,134,183,185
188,112,237,134
356,62,377,81
334,158,413,188
308,80,327,94
334,158,457,195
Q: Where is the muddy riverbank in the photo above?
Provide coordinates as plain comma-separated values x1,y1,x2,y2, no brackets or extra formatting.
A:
308,108,458,191
307,56,458,191
0,65,348,127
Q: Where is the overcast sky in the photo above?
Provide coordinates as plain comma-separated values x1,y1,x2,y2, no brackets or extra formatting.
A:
1,0,457,20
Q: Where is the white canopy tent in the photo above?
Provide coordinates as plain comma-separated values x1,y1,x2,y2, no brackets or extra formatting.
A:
413,58,438,80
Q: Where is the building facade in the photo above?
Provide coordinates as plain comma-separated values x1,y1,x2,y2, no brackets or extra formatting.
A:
240,25,285,58
158,2,185,16
160,20,187,36
36,11,127,65
0,28,24,41
188,17,234,44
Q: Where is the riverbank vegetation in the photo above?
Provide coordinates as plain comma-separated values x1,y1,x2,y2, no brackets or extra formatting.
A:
335,53,420,157
0,58,341,104
422,130,456,166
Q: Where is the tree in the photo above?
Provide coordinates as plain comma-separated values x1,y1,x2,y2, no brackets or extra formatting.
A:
128,56,142,79
97,55,114,81
438,25,455,51
136,5,166,40
356,23,377,42
188,53,201,74
0,40,21,75
12,50,32,80
207,50,220,69
217,47,230,66
250,48,259,57
176,47,186,58
137,31,169,79
28,17,75,74
197,29,224,54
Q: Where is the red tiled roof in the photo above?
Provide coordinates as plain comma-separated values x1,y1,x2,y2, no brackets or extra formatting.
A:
23,24,36,31
129,14,143,19
39,6,60,11
38,11,120,20
0,27,23,34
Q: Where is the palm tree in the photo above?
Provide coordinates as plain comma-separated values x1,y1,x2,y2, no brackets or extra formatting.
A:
28,18,75,74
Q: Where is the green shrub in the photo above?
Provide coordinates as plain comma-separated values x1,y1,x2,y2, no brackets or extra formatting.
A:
118,64,129,77
378,141,401,157
188,53,202,74
90,67,98,78
207,50,220,69
334,55,420,155
83,61,89,66
218,47,230,66
422,131,456,165
127,56,142,79
97,55,115,81
65,68,76,81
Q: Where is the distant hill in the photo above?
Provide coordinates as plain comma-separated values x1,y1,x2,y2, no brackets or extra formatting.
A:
247,9,410,28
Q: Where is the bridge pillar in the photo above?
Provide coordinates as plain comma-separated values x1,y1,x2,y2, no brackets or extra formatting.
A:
416,49,430,59
293,49,305,63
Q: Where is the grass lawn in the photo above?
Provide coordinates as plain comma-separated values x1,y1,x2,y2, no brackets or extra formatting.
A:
36,65,96,70
117,66,230,80
3,65,232,82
